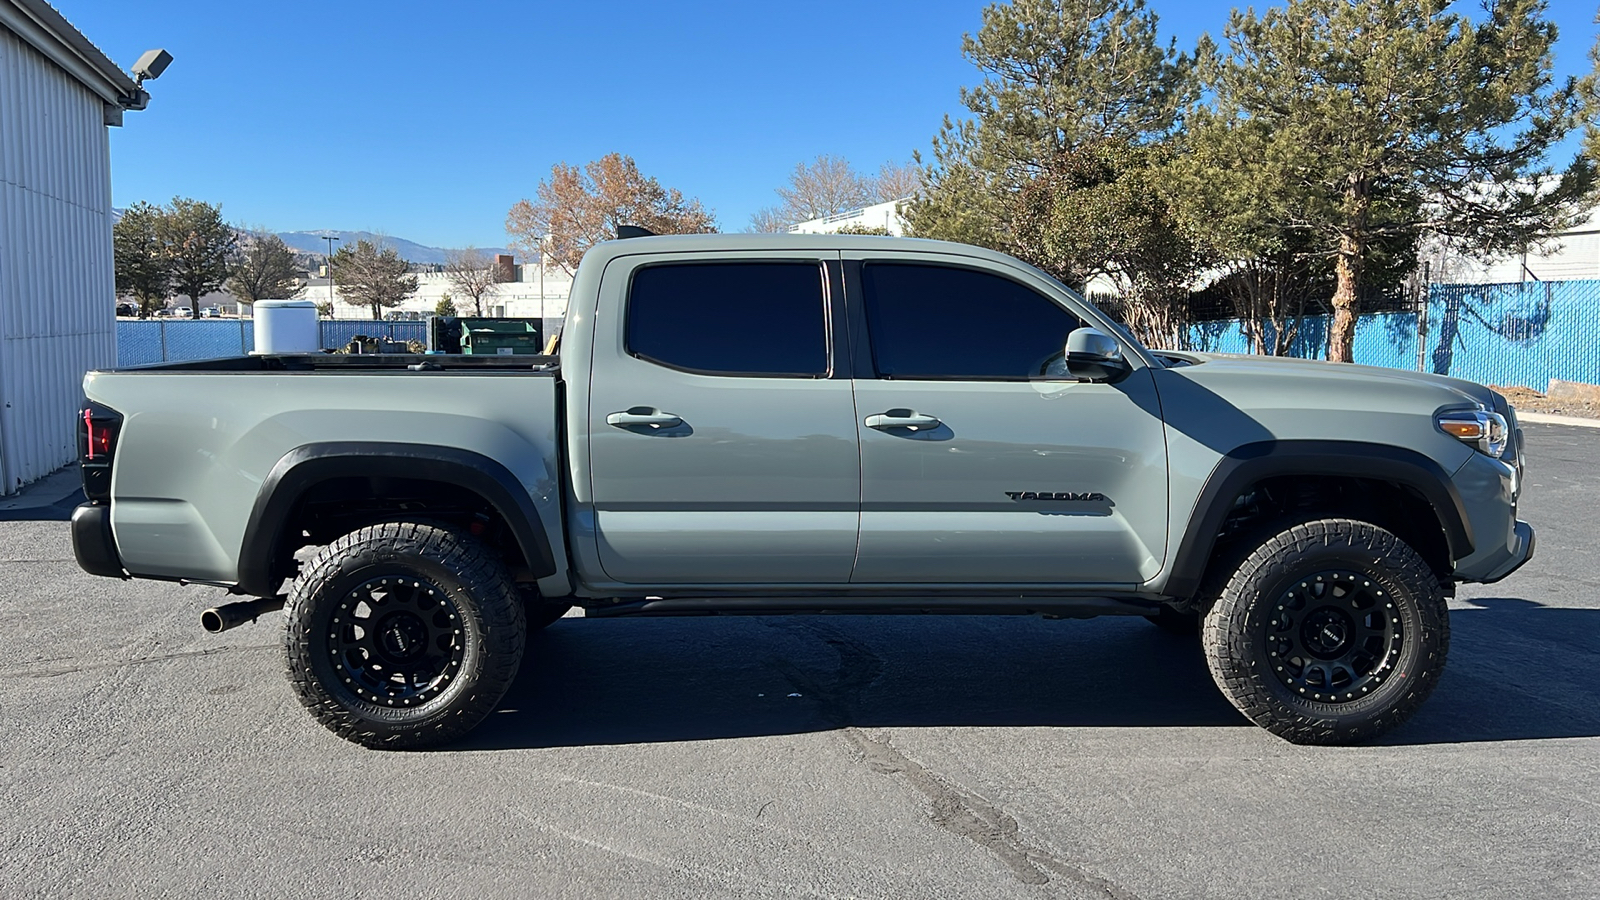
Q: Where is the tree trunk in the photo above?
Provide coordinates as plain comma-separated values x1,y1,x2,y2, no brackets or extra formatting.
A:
1329,179,1371,363
1329,231,1363,362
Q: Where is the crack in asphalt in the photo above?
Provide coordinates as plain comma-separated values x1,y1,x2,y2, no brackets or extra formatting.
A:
768,620,1137,898
7,643,274,678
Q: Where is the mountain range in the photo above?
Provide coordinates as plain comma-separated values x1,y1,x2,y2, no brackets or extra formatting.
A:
109,210,515,266
275,231,514,266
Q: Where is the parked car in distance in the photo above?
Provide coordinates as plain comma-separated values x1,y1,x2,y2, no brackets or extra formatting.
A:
172,307,193,318
115,302,137,317
200,306,222,318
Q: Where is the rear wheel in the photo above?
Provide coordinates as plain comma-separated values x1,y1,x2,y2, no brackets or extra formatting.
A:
1202,519,1448,745
284,522,525,749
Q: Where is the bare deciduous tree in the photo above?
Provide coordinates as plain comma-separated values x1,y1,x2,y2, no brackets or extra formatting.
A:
227,231,303,308
749,155,919,232
505,153,717,276
870,161,923,202
443,247,505,316
747,206,791,234
774,154,874,222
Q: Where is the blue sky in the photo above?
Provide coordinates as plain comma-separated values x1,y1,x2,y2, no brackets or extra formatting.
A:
65,0,1600,251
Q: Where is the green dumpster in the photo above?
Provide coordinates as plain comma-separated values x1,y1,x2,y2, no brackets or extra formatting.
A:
457,318,543,355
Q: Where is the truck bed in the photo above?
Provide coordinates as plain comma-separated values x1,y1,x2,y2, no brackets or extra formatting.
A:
112,353,560,373
84,355,566,592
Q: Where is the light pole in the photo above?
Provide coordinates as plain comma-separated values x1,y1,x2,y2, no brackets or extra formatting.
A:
537,237,547,322
322,234,341,314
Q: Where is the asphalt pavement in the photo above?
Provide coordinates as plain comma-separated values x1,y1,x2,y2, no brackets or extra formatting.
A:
1,425,1595,899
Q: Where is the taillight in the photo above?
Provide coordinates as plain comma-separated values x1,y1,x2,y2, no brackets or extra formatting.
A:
78,402,122,502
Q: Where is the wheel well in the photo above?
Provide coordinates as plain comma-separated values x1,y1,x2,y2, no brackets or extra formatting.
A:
1207,474,1453,585
270,476,530,587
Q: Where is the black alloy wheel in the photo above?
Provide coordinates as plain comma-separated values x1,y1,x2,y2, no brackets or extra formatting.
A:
1263,570,1403,704
329,575,465,708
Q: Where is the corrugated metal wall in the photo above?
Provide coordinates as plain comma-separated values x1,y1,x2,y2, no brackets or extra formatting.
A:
0,25,116,493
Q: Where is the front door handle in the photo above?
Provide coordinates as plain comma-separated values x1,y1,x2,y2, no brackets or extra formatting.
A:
865,410,942,431
607,408,683,428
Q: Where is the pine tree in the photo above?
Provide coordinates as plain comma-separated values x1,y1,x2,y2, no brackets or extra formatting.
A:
1185,0,1594,362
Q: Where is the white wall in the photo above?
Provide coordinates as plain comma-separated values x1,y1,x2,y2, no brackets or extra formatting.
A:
309,262,575,322
789,199,908,236
0,26,116,492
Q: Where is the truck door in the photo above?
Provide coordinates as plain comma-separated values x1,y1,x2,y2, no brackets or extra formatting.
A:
586,252,859,584
844,254,1169,585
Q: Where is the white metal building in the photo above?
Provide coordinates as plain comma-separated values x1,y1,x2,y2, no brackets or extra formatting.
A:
0,0,148,492
789,199,909,236
1443,204,1600,284
308,262,576,323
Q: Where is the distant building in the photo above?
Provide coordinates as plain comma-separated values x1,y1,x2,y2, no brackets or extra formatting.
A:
789,199,909,236
306,260,575,326
0,0,153,491
1429,205,1600,284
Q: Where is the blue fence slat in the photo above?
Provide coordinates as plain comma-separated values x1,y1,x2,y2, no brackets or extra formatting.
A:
115,319,432,367
1183,279,1600,390
1423,281,1600,389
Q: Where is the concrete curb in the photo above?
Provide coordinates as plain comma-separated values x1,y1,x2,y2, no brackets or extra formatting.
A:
1518,412,1600,429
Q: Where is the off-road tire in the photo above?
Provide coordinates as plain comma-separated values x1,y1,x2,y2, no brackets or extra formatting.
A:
1202,519,1448,745
284,522,525,749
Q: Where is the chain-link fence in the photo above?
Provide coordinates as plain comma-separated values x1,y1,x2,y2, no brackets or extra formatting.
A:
1185,279,1600,391
116,320,431,367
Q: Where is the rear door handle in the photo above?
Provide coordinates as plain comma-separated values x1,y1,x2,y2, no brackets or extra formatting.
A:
865,410,942,431
607,408,683,428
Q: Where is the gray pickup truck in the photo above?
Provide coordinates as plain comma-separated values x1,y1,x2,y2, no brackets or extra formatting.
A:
72,233,1533,749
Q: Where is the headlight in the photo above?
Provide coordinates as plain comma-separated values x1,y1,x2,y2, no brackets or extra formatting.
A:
1437,408,1509,458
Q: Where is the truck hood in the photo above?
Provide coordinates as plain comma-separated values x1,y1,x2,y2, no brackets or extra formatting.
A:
1155,351,1501,412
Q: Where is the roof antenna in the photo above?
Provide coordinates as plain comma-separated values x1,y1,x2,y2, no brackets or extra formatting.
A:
616,225,656,239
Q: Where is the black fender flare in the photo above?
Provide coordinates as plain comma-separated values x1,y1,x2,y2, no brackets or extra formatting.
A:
1157,440,1473,600
235,442,556,597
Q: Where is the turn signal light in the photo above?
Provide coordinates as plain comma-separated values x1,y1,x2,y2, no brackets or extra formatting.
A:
1439,419,1485,440
1436,409,1508,458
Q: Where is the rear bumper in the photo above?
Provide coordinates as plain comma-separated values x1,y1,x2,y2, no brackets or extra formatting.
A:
71,503,127,579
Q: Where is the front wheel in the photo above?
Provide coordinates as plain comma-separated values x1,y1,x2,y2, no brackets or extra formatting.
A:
1203,519,1448,745
284,522,526,749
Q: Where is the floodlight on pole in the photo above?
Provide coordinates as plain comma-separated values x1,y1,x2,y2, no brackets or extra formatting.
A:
323,234,341,312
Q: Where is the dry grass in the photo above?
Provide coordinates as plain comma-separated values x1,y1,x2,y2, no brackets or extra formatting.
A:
1491,385,1600,420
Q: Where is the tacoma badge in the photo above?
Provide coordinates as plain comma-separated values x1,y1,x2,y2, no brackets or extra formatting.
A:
1005,491,1107,501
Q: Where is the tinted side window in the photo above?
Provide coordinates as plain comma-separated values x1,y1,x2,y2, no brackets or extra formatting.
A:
861,263,1083,379
627,262,828,376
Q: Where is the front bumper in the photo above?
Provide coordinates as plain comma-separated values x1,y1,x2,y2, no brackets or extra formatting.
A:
71,503,127,579
1476,520,1535,585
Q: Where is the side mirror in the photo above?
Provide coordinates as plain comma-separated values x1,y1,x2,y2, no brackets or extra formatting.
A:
1065,327,1131,383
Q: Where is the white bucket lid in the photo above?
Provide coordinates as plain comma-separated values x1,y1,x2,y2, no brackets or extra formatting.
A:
256,298,318,309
